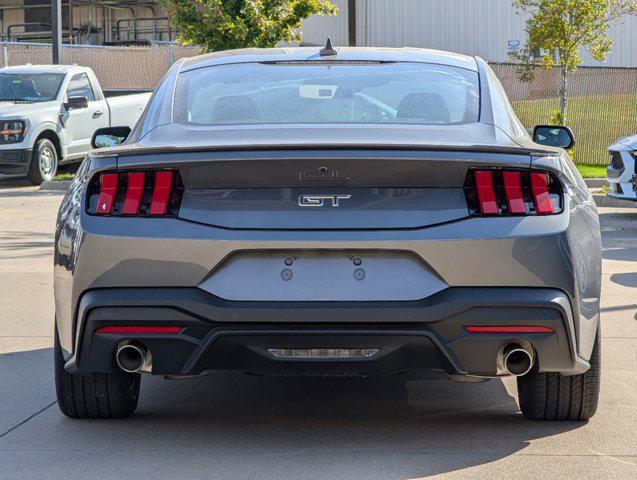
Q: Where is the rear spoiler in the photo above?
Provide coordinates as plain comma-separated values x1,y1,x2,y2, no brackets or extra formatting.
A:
93,143,558,159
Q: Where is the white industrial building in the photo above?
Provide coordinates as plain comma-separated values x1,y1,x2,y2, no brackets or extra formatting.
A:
301,0,637,67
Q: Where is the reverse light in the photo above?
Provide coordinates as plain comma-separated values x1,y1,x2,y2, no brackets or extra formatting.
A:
87,170,183,216
267,348,380,359
465,168,563,216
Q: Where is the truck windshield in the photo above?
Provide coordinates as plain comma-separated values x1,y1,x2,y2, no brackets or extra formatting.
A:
0,73,65,102
174,62,480,126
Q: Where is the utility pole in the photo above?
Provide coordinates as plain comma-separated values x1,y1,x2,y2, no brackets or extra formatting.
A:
348,0,356,46
68,0,74,44
52,0,62,64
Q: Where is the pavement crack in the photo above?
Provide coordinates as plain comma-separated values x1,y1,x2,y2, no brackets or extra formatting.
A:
588,449,637,466
0,401,57,440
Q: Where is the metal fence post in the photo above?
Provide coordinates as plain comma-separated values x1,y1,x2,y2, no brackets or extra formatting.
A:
168,41,174,66
2,43,8,67
52,0,62,64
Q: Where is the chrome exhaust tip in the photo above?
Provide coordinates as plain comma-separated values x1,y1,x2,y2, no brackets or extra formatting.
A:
500,343,534,377
495,342,534,377
116,342,152,373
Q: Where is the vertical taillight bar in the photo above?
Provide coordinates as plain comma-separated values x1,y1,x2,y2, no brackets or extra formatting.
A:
530,172,553,215
474,170,499,215
122,172,146,215
149,171,173,215
95,173,118,214
502,171,526,214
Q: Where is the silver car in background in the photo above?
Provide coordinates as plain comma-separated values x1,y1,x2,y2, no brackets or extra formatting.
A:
607,134,637,200
54,46,602,421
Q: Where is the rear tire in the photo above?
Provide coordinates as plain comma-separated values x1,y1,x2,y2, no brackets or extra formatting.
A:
517,325,600,421
28,138,58,185
54,325,140,419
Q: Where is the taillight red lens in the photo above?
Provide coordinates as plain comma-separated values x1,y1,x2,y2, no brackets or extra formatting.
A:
530,172,554,215
465,326,554,333
149,171,173,215
466,168,562,217
474,170,499,215
95,173,118,214
122,172,146,215
87,169,182,216
96,326,183,334
502,171,526,214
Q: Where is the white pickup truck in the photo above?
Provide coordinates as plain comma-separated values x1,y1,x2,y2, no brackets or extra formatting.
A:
0,64,151,184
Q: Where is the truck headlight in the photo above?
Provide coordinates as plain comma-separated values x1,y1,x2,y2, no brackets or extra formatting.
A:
0,120,26,144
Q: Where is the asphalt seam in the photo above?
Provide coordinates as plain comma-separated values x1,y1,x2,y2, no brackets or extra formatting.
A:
0,401,57,440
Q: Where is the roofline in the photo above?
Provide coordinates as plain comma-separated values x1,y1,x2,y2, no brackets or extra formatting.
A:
0,64,83,72
180,46,479,73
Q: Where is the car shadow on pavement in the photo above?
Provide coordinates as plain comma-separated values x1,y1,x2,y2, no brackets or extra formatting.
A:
0,178,32,189
0,348,585,478
0,231,54,259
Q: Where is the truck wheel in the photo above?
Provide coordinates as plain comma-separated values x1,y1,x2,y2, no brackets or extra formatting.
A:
54,324,140,419
517,325,600,421
28,138,58,185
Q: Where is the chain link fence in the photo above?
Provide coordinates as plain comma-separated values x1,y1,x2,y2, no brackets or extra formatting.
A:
0,41,200,90
492,63,637,165
0,43,633,165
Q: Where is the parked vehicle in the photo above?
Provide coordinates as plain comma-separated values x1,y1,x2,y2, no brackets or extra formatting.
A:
607,135,637,201
54,46,602,420
0,64,151,184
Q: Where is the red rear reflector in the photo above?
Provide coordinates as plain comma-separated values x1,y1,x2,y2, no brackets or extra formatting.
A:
96,173,118,214
474,170,499,214
149,171,173,215
96,326,182,334
502,171,526,214
121,172,146,215
466,326,554,333
531,172,553,214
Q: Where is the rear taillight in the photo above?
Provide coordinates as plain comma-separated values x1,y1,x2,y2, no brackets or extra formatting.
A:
465,168,563,216
87,170,183,216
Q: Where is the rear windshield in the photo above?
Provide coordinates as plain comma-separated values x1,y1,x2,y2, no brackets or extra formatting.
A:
174,62,480,126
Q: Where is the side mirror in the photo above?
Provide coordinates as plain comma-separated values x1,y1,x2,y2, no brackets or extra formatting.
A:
91,126,131,149
65,95,89,110
533,125,575,150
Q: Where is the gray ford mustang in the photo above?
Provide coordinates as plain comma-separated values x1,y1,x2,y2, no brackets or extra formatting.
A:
54,45,602,420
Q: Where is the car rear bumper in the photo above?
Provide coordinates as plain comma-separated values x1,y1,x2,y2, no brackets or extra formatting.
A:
0,148,31,176
65,287,589,378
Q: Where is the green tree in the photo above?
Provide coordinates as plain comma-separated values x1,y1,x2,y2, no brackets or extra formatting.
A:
514,0,637,124
161,0,338,52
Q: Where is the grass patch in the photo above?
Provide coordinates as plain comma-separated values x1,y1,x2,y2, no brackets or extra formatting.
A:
576,163,607,178
53,172,75,181
512,94,636,166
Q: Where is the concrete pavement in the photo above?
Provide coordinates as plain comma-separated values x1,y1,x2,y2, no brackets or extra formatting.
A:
0,181,635,479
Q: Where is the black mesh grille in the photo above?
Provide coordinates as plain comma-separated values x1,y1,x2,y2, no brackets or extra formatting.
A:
609,151,625,171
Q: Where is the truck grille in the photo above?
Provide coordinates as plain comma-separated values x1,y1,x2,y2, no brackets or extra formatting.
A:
609,151,625,171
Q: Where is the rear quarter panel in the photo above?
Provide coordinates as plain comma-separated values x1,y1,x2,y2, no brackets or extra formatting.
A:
533,153,602,359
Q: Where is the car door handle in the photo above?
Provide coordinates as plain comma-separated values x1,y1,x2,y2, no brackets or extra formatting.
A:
93,110,104,117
